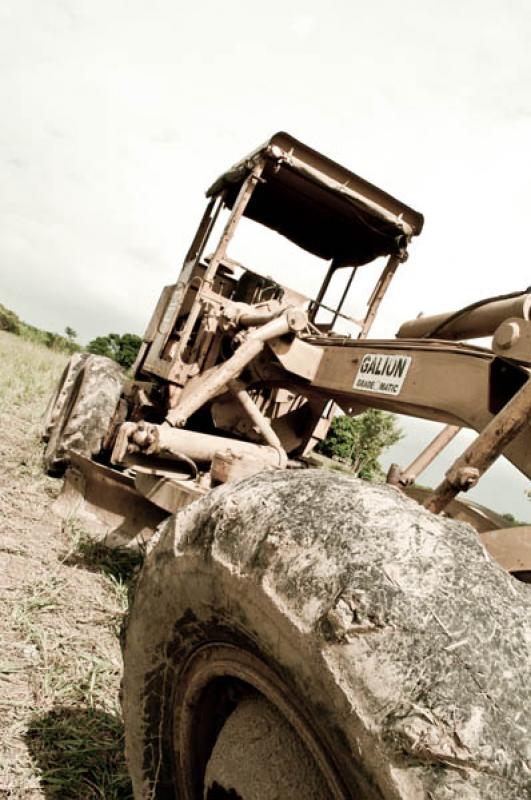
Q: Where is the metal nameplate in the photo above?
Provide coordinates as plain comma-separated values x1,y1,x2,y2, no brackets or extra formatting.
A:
353,354,412,396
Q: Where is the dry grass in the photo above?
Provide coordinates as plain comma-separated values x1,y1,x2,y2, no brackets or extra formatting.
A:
0,332,136,798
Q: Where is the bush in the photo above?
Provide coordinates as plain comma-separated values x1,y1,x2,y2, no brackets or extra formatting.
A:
0,303,80,354
0,303,22,335
316,409,402,481
87,333,142,370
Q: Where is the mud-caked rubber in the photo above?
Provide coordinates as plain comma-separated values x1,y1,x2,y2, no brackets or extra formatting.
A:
122,470,531,800
40,351,89,442
43,354,123,474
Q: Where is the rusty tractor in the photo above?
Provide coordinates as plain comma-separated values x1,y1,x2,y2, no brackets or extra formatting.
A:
44,133,531,799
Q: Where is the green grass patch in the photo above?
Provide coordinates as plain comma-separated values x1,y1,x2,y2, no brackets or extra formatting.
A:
63,518,144,585
26,707,132,799
0,330,67,410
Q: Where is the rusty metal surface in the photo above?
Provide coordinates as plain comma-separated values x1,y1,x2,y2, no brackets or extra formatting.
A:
211,451,274,485
299,336,530,479
492,317,531,364
479,526,531,574
134,472,205,514
229,379,287,465
52,452,167,548
166,307,306,428
112,421,284,470
397,291,531,341
425,377,531,513
206,132,423,265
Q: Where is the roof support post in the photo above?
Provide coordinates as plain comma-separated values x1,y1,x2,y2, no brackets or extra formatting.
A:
358,252,405,339
182,194,220,270
166,164,265,384
203,160,265,288
425,379,531,514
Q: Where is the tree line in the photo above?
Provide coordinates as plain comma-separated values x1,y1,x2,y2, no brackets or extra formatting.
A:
0,303,142,369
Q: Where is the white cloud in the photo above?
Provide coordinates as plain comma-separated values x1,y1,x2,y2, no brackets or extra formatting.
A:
290,14,315,38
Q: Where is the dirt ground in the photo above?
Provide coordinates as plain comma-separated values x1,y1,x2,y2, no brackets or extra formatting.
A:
0,332,134,799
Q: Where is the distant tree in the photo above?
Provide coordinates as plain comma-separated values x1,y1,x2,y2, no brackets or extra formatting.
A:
501,512,527,527
65,326,77,342
118,333,143,370
87,332,142,370
87,333,119,361
316,409,403,481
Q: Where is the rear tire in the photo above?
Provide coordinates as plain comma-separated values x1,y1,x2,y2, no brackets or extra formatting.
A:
122,470,531,800
40,351,89,442
43,354,123,474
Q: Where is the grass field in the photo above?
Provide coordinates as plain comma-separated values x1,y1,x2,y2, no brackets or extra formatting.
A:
0,331,135,798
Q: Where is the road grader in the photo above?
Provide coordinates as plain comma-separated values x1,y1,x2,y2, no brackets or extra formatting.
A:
43,133,531,799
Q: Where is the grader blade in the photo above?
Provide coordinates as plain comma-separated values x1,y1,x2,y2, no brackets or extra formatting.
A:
51,452,167,549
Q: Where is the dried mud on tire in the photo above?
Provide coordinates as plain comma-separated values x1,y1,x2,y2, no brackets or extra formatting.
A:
40,351,89,443
123,470,531,800
44,354,123,473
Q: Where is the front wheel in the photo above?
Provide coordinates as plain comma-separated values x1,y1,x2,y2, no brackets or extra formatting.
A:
122,471,531,800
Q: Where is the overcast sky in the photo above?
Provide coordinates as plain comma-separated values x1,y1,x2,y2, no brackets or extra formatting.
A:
1,0,529,518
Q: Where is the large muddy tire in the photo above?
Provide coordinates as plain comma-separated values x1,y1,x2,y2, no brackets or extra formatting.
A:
43,354,124,474
40,351,90,442
122,470,531,800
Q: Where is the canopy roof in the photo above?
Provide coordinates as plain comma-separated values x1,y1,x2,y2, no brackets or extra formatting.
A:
207,132,424,266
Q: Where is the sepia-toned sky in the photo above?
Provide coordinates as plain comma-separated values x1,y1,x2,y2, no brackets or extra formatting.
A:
1,0,529,517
